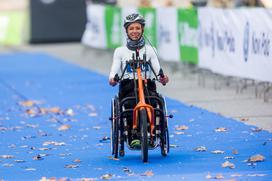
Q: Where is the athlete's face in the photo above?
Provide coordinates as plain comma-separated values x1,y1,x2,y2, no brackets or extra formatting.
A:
127,22,143,41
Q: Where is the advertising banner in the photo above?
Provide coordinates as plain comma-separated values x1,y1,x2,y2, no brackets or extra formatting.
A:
82,5,106,48
156,7,179,62
138,7,157,48
198,8,272,82
177,8,198,64
0,11,26,45
105,5,122,49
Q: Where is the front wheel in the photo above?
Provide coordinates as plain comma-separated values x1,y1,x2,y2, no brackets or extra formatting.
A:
111,98,119,158
140,109,148,163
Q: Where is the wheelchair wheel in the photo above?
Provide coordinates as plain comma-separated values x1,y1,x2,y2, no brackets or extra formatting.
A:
110,97,119,158
160,96,170,156
140,109,148,163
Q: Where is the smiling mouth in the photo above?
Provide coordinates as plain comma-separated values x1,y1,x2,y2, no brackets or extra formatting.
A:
131,34,140,39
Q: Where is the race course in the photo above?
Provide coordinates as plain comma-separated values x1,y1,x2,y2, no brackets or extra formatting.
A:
0,53,271,180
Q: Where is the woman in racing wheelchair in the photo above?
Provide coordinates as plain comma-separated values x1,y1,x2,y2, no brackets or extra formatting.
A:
109,13,169,153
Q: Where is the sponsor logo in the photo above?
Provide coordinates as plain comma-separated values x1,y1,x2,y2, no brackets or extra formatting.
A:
251,31,270,57
179,22,198,47
243,22,250,62
159,25,170,43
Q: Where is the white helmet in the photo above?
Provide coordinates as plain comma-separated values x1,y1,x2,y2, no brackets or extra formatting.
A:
123,13,145,30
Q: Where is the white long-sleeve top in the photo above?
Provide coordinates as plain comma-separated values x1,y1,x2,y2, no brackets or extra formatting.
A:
109,45,161,80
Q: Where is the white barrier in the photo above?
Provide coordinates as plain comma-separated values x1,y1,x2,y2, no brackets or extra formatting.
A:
157,7,180,62
82,5,272,82
81,4,197,63
198,8,272,82
81,5,106,48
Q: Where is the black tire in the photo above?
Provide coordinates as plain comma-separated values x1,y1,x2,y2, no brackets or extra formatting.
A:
119,119,125,157
160,126,169,156
140,109,148,163
111,98,119,158
160,97,170,156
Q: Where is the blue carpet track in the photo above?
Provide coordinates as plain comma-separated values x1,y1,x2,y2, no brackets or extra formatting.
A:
0,53,271,180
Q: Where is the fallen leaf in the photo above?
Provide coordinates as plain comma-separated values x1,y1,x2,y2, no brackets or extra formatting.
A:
215,127,227,132
206,172,212,179
231,174,242,177
211,150,225,154
25,109,37,116
43,141,66,146
100,136,110,142
24,167,36,171
0,155,15,159
169,144,179,148
8,144,16,148
65,164,79,169
88,112,98,117
33,154,44,160
38,147,51,151
0,127,8,131
248,154,265,163
194,146,207,152
93,126,101,130
232,149,239,155
19,100,37,107
215,174,224,179
251,127,262,132
80,178,96,181
48,107,62,114
108,156,119,161
2,163,14,167
38,108,49,115
73,159,81,163
14,160,26,163
224,156,235,159
247,174,267,177
141,170,154,177
26,124,39,128
65,108,74,116
175,125,188,131
240,118,249,122
222,161,235,169
100,174,112,180
58,125,71,131
123,167,133,175
39,154,49,157
59,153,72,157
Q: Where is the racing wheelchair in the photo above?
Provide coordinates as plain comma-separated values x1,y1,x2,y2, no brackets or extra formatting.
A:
109,49,172,162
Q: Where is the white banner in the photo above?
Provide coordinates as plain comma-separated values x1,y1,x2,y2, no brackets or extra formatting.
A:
198,8,272,82
81,4,106,48
156,7,179,62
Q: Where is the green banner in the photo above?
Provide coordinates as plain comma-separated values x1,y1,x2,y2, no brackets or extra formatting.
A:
177,8,198,64
0,11,26,45
105,5,122,49
138,8,157,48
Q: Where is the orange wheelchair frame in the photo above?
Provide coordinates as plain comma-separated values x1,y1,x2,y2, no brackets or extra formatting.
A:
110,49,172,162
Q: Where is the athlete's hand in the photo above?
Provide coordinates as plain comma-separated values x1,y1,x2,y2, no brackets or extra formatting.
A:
109,78,117,86
159,74,169,85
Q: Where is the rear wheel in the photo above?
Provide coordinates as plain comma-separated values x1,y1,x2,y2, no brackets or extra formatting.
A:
160,97,169,156
160,126,169,156
111,98,119,158
140,109,148,163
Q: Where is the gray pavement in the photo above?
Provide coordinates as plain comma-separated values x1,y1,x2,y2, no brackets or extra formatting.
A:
1,43,271,132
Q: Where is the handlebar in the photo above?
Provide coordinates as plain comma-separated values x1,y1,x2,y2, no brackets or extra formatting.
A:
113,49,166,85
158,68,166,86
113,73,120,82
